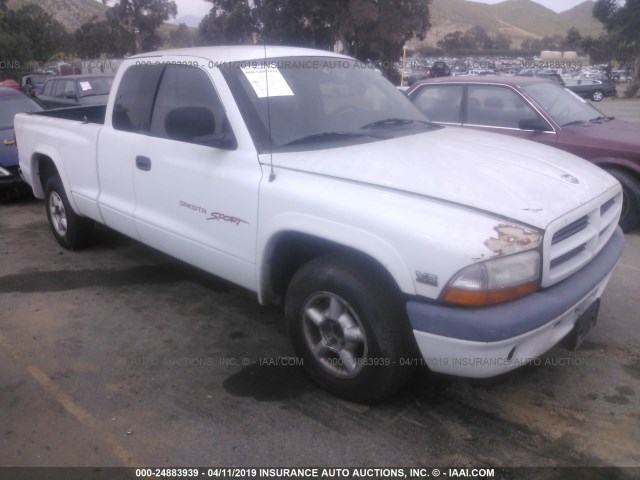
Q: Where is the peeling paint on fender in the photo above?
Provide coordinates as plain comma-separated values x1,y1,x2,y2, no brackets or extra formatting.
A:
484,224,542,257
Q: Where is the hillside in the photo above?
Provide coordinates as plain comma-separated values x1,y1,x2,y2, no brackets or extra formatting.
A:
6,0,603,50
6,0,107,30
415,0,603,49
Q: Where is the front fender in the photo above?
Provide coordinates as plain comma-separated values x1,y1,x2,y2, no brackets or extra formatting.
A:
255,168,535,305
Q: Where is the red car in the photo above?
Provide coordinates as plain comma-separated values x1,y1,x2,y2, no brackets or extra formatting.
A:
407,76,640,231
0,79,20,90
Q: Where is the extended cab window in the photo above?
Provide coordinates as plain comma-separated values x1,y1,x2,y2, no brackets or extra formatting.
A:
412,84,464,124
149,65,230,147
112,64,163,133
466,85,540,129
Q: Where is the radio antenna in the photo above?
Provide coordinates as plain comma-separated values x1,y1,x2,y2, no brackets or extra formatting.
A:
264,41,276,182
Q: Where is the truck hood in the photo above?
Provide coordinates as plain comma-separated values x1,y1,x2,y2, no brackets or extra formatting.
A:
266,127,619,230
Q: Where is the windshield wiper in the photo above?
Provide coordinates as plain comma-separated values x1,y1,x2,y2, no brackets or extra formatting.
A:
360,118,431,129
561,120,587,127
590,115,614,123
283,131,373,146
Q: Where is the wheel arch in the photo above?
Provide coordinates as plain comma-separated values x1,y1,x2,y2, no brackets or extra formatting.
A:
258,228,413,306
28,147,64,194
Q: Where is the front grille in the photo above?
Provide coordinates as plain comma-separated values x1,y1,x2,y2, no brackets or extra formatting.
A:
550,245,586,269
552,216,588,245
542,191,622,288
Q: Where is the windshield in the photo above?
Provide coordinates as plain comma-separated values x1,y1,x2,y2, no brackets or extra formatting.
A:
0,95,43,130
78,77,113,97
221,56,435,152
522,81,604,127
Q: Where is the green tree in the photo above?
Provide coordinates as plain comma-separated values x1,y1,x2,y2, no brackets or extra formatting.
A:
437,31,467,53
492,33,511,52
169,23,196,48
564,27,582,51
74,17,133,58
340,0,430,81
1,4,68,66
593,0,640,77
199,0,431,83
580,34,611,64
102,0,177,52
463,25,493,51
199,0,255,45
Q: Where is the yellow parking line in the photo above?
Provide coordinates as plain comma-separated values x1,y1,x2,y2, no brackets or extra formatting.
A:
0,332,140,467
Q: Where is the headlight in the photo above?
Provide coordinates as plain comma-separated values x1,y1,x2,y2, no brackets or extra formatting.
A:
0,166,11,177
441,250,541,306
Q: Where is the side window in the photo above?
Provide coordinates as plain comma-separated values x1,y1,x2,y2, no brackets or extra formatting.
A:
43,80,53,96
411,85,463,124
112,64,164,133
466,85,540,129
149,65,230,147
52,80,66,98
63,80,76,99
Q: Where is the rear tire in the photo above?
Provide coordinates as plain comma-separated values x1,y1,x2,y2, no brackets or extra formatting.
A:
591,90,604,102
609,169,640,233
44,175,94,250
285,253,416,403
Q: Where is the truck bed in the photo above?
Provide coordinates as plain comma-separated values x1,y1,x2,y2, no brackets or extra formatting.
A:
32,104,106,124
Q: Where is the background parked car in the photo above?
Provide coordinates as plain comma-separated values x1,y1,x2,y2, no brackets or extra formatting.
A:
517,70,565,85
0,87,44,200
406,76,640,231
38,74,114,108
564,78,617,102
0,79,21,90
20,73,55,95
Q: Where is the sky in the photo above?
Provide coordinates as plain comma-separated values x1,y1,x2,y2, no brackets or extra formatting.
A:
98,0,594,22
467,0,592,12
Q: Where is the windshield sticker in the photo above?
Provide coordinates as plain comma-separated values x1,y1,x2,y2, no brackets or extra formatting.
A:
79,81,92,91
241,65,294,98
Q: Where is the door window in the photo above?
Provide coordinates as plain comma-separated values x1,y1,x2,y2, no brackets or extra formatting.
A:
411,84,464,124
466,85,540,129
149,65,230,147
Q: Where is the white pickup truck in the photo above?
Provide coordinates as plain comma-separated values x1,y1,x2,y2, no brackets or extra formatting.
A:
16,46,624,403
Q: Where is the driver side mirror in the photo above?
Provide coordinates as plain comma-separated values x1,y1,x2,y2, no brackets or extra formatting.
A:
165,106,237,150
519,118,553,132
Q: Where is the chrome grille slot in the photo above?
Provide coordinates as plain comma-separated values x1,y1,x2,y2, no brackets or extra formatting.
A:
550,245,586,269
600,198,615,216
552,216,588,245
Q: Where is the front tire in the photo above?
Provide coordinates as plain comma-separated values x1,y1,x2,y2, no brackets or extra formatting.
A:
45,175,94,250
609,169,640,232
285,254,416,403
591,89,604,102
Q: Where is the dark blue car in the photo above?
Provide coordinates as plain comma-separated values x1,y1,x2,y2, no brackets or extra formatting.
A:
0,87,44,199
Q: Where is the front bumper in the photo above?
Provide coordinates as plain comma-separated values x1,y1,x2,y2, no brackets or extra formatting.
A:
406,227,624,378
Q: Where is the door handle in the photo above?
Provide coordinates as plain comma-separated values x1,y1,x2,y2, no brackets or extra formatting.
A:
136,155,152,171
